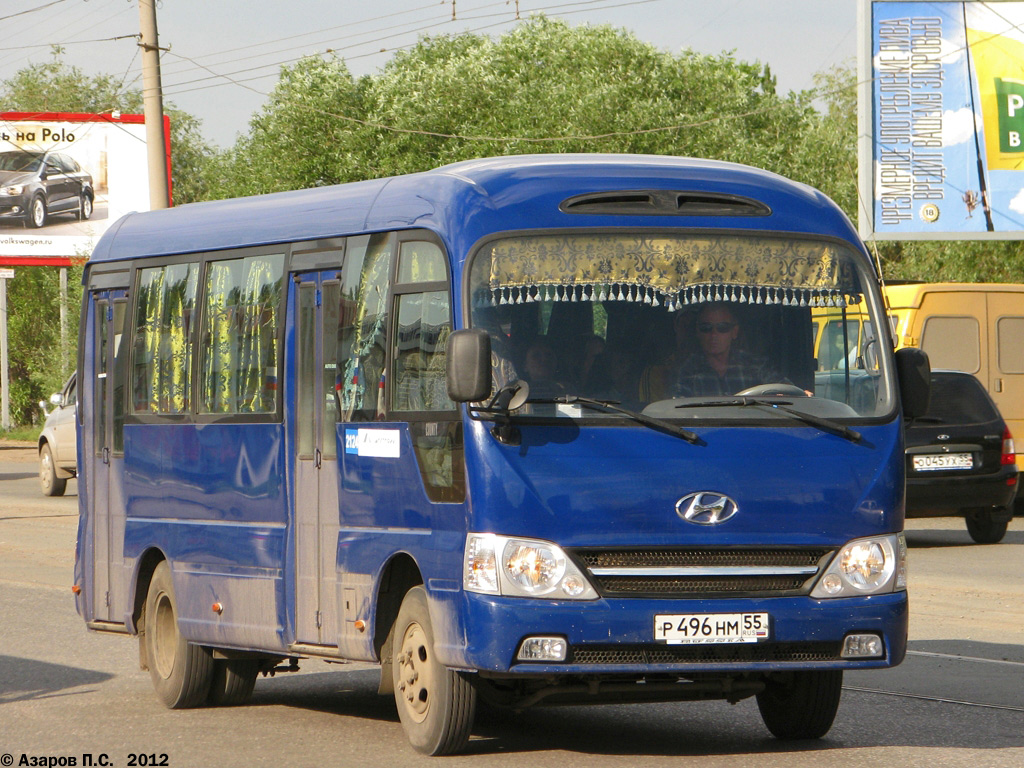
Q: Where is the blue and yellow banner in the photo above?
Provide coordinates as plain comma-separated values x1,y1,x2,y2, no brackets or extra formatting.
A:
869,2,1024,236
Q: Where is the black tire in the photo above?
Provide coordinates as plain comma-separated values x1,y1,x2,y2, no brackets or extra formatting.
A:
144,560,214,708
27,194,46,228
965,509,1008,544
391,586,476,755
39,443,67,497
756,670,842,740
207,658,259,706
78,193,93,221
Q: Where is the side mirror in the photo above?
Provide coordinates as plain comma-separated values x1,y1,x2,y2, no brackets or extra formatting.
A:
446,329,492,403
50,392,63,407
895,347,930,419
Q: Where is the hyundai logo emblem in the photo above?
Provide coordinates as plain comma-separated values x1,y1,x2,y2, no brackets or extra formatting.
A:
676,492,739,525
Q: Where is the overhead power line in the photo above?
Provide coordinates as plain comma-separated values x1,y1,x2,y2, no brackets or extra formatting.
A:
160,0,668,96
0,0,69,24
0,34,139,53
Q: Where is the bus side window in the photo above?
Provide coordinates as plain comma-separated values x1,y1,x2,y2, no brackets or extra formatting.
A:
392,240,464,503
133,262,199,413
199,252,285,415
337,234,392,421
392,291,454,413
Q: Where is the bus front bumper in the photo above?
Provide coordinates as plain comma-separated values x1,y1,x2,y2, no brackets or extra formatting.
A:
440,591,908,676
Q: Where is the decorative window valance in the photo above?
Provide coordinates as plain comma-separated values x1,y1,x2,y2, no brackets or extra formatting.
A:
476,234,860,310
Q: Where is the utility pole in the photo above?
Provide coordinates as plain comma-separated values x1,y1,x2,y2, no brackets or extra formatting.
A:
1,270,10,432
138,0,170,210
59,266,68,380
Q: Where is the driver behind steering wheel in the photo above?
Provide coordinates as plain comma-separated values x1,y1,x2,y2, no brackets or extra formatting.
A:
673,302,789,397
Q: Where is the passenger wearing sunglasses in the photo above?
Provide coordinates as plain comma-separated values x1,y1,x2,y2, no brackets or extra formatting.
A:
674,302,784,397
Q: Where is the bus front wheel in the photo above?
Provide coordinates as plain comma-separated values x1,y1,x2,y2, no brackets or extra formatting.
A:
756,670,842,740
144,561,214,708
391,586,476,755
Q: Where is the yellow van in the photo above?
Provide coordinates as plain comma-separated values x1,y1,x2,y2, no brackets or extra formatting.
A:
883,283,1024,474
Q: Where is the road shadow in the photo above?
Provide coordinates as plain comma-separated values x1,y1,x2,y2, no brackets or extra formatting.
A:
0,470,38,481
244,663,1024,756
250,667,397,720
909,638,1024,663
0,655,113,704
905,526,1024,548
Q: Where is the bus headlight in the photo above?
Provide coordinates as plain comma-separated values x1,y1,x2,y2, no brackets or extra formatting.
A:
810,533,905,598
464,534,598,600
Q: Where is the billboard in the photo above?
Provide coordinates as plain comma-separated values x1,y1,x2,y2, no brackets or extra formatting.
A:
0,112,167,265
860,1,1024,239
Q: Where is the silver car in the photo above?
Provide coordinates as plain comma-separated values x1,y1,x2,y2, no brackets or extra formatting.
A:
38,373,77,496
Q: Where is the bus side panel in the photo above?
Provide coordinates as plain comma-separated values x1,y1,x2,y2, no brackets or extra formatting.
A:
73,427,91,622
73,295,97,623
335,423,467,663
75,290,129,626
121,422,290,650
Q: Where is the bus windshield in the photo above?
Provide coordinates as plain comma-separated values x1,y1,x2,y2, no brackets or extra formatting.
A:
468,232,894,421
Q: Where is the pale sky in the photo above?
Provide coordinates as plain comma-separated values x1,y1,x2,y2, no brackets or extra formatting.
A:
0,0,859,148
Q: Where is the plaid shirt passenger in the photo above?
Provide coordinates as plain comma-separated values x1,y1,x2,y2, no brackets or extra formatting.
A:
673,350,783,397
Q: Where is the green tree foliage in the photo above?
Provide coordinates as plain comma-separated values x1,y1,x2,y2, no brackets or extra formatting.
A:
3,267,81,426
222,17,819,192
792,64,858,217
206,57,367,197
877,239,1024,283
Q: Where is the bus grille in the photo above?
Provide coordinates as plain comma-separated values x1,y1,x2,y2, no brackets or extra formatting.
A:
570,547,833,598
568,642,845,665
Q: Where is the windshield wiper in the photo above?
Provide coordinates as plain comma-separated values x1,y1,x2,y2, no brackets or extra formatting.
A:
674,397,862,443
532,395,701,444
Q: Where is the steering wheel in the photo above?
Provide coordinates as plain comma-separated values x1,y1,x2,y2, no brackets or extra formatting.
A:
734,383,808,397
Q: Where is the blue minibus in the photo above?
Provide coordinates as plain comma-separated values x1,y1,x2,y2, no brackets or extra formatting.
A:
75,154,929,755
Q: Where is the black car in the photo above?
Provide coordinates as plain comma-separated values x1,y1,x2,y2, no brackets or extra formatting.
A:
0,149,94,228
905,370,1018,543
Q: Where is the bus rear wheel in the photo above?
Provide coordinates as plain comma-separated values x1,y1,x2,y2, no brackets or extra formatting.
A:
756,670,842,740
145,561,214,708
207,658,259,706
391,586,476,755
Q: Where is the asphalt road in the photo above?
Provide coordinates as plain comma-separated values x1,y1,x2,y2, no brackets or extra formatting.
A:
1,444,1022,767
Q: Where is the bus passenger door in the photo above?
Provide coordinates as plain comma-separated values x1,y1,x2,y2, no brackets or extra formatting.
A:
293,271,342,646
85,289,128,622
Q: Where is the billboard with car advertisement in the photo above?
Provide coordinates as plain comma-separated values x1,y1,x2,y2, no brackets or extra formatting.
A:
0,112,168,265
859,1,1024,239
